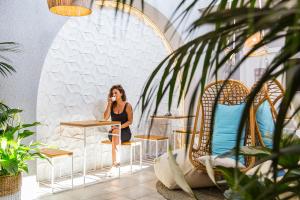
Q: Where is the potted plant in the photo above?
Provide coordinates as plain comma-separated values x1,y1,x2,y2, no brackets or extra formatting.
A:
0,102,46,199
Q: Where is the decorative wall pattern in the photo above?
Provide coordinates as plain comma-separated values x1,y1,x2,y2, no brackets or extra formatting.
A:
36,7,181,180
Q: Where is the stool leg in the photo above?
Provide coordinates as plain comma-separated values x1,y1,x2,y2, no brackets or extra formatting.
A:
94,145,97,171
51,158,55,193
181,134,184,148
94,128,97,170
130,145,133,174
149,141,151,158
166,139,169,154
100,144,103,169
118,145,121,178
133,144,136,162
71,155,73,189
173,133,176,150
139,143,142,169
155,140,158,159
59,164,62,178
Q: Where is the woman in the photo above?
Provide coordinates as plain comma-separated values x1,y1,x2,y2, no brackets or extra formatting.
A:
103,84,133,167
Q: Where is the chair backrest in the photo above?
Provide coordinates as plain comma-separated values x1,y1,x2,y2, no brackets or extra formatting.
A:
189,80,255,171
252,79,285,146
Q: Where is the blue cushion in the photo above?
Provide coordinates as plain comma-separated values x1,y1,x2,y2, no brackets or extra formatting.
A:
256,101,275,148
212,104,246,159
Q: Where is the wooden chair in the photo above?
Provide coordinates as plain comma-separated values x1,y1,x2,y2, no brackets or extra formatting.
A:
188,80,256,173
252,79,285,146
40,148,74,193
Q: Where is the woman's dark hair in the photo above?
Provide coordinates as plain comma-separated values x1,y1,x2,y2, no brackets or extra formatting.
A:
109,84,127,104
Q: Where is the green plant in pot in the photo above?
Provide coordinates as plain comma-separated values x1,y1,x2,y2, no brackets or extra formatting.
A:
0,42,46,198
0,103,46,198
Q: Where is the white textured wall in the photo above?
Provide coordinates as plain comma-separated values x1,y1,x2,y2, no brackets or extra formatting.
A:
36,7,180,180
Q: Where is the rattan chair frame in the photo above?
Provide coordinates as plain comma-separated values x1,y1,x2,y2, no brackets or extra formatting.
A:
252,79,285,146
189,80,256,173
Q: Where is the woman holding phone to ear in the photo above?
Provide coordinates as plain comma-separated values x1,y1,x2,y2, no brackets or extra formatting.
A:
104,85,133,167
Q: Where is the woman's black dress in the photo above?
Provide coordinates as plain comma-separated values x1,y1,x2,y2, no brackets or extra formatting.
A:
108,102,131,142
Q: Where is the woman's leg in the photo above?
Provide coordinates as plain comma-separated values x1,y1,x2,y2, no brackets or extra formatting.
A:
111,129,120,166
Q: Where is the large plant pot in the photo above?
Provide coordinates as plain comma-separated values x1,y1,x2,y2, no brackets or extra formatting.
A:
0,174,22,200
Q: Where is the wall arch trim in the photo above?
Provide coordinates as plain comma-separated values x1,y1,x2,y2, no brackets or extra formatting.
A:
95,0,183,51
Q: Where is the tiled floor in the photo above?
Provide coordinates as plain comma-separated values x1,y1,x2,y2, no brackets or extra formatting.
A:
35,167,165,200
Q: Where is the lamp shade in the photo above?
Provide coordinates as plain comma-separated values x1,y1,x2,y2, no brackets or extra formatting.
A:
245,32,262,48
47,0,93,16
244,32,268,56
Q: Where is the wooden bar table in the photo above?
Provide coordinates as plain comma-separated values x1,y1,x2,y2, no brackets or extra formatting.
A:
150,115,195,150
59,120,121,185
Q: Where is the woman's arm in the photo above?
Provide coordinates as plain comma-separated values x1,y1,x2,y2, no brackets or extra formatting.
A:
121,103,133,129
103,96,112,121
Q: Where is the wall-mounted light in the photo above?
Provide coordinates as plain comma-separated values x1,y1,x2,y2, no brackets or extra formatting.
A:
47,0,93,16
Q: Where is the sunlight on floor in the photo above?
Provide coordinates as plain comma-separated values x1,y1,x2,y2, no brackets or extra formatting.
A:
22,164,152,200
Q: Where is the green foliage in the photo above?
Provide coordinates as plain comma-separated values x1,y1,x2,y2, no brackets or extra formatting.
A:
0,103,46,176
0,42,18,77
216,134,300,200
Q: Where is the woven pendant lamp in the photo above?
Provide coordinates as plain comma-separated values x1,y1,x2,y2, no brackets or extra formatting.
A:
245,32,262,48
47,0,93,16
244,32,268,56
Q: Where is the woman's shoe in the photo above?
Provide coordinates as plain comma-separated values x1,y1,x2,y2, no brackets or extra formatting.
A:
107,163,120,177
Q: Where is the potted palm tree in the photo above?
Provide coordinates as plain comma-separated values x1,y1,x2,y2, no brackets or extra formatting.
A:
0,102,46,199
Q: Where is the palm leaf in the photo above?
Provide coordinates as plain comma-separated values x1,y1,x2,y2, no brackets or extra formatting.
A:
0,42,19,77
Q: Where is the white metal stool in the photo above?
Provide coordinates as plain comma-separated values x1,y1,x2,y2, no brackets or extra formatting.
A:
40,148,73,193
172,129,200,150
134,135,169,159
100,140,142,175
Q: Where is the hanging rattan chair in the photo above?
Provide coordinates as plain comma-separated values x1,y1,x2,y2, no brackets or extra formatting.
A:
252,79,285,146
189,80,256,173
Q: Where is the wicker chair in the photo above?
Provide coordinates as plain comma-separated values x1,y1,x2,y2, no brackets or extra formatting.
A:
189,80,256,173
252,79,285,146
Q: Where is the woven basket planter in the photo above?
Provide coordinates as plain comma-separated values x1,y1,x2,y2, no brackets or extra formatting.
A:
0,174,22,199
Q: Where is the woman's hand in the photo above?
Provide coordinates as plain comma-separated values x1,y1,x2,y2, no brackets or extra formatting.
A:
107,94,113,105
104,94,112,120
111,126,120,134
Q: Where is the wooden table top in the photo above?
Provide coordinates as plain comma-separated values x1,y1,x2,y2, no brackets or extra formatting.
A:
60,120,121,127
150,115,195,119
40,148,73,158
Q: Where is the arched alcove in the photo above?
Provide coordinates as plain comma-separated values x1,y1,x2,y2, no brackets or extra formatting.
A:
36,4,182,180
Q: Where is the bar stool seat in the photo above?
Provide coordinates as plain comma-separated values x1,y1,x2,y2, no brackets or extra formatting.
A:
134,134,169,160
40,148,73,193
40,148,73,158
173,129,191,134
134,135,168,141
